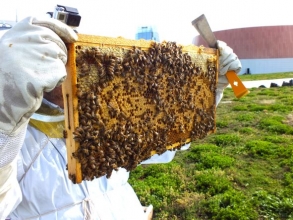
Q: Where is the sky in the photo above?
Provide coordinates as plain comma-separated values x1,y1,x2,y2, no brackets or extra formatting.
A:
1,0,293,45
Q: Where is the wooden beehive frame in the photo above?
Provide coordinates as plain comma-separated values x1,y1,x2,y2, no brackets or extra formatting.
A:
63,34,218,183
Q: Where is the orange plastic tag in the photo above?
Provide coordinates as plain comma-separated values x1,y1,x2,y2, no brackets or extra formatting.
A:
226,71,250,98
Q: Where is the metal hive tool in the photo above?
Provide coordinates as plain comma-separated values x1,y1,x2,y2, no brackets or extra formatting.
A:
62,34,219,183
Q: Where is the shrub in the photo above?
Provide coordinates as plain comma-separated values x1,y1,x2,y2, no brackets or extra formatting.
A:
256,89,279,96
236,114,254,122
283,172,293,187
244,140,285,158
252,190,293,219
269,104,293,112
211,134,241,147
245,140,272,156
262,135,287,143
281,155,293,170
238,127,254,134
257,90,273,96
281,97,293,105
247,104,266,111
129,163,185,208
198,189,258,219
259,117,293,134
197,152,234,170
217,120,229,128
190,143,220,154
194,169,231,196
269,124,293,134
232,105,248,111
186,144,234,170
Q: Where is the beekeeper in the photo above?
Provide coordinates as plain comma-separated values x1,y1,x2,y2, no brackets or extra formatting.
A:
0,16,241,220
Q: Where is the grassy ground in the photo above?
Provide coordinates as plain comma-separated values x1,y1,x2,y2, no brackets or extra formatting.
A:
239,72,293,81
129,72,293,220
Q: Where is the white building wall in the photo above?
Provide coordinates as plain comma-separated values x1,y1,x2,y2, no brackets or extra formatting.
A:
240,58,293,74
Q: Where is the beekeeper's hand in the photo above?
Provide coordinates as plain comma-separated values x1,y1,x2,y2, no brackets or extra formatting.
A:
216,40,242,106
0,16,77,219
0,16,77,135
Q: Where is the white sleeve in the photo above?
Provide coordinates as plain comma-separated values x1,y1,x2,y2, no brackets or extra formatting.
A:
0,29,24,220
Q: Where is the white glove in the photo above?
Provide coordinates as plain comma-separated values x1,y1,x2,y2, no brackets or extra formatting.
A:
0,16,77,135
216,40,242,106
0,16,77,218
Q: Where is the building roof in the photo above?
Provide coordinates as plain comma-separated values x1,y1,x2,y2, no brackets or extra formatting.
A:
0,24,12,30
192,25,293,59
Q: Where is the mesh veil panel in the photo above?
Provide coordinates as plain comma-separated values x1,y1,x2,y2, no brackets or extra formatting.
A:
0,128,26,167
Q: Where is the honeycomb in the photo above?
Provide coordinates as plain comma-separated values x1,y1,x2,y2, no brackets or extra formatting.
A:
63,34,218,183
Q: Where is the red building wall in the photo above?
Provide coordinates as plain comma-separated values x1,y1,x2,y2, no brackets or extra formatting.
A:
192,26,293,59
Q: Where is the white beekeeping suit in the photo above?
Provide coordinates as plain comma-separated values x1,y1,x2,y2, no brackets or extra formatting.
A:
0,16,75,219
8,100,152,220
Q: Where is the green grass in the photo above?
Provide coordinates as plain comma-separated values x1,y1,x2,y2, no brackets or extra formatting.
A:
239,71,293,81
129,72,293,219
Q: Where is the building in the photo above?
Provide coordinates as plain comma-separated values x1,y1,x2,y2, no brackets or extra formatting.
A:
192,26,293,74
0,20,16,32
135,26,160,42
0,22,12,30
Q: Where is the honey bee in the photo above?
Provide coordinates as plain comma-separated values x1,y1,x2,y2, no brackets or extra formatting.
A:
179,124,185,133
80,63,90,73
72,39,218,181
73,130,83,138
76,90,85,99
63,130,68,139
69,174,77,184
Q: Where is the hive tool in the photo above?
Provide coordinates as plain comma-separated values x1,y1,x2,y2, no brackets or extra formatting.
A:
192,14,249,98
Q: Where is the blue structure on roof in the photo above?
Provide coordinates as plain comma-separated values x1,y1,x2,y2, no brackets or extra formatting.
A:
135,26,160,42
0,22,12,30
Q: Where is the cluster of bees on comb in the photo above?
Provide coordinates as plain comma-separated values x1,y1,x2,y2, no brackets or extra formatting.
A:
71,41,217,182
